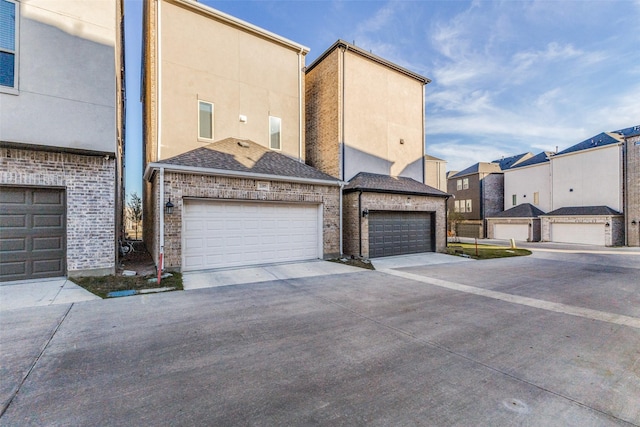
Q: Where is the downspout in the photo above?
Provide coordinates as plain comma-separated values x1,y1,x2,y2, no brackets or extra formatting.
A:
358,190,363,257
341,46,346,181
157,0,162,161
159,167,165,273
339,182,344,255
444,195,450,249
298,47,304,162
623,141,628,246
422,83,426,183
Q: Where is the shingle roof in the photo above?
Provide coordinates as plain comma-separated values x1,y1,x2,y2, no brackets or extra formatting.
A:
492,152,533,170
556,132,623,156
343,172,449,197
156,138,338,182
543,206,622,216
612,125,640,138
489,203,545,218
450,162,502,178
508,151,553,169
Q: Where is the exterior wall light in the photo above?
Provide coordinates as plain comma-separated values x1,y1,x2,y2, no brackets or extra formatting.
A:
605,222,610,227
165,199,174,215
632,220,638,225
362,209,369,218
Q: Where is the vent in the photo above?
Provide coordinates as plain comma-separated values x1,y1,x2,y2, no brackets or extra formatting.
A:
237,141,250,148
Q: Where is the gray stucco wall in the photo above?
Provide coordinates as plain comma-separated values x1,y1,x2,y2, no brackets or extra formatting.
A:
0,11,116,153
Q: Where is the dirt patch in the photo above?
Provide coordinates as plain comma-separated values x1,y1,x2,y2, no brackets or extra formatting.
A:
328,257,375,270
119,241,156,276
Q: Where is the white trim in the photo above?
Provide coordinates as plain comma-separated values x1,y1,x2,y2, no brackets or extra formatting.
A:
0,0,19,94
269,115,282,150
197,99,214,142
144,162,343,187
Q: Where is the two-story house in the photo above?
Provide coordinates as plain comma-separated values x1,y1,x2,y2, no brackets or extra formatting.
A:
141,0,341,272
305,40,449,258
0,0,124,281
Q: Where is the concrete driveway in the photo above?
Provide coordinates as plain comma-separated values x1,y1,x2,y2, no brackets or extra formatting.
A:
1,249,639,425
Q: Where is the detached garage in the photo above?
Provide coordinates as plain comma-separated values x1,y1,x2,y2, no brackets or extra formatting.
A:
342,172,448,259
487,203,544,242
144,139,341,272
540,206,624,246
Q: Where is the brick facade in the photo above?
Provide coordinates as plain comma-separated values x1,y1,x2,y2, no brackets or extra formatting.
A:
305,48,341,179
147,171,341,270
1,147,116,276
625,135,640,246
343,192,447,258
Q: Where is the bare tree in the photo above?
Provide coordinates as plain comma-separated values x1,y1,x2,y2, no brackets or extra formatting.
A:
126,192,143,240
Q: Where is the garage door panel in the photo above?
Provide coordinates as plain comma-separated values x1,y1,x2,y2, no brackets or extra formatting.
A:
183,200,320,271
368,211,434,258
551,223,604,245
494,224,529,241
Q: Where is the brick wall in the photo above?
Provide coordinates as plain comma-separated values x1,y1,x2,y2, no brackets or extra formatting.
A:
482,173,504,218
540,215,624,246
149,171,341,270
305,49,341,179
1,147,116,276
626,135,640,246
343,191,447,258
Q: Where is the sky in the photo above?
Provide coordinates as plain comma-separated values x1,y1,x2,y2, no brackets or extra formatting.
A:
124,0,640,199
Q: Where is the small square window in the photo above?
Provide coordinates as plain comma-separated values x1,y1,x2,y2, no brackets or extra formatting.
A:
269,116,281,150
462,178,469,190
198,100,213,140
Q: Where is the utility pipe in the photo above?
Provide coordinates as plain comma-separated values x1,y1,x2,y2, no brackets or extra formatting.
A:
298,48,304,162
159,167,165,280
157,0,162,160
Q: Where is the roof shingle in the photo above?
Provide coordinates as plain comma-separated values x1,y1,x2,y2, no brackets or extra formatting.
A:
489,203,545,218
344,172,449,197
543,206,621,216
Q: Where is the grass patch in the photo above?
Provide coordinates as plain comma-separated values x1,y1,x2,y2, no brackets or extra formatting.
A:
71,272,183,299
446,243,531,260
328,258,375,270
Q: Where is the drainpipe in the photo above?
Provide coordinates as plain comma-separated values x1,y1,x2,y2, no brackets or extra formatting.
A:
298,48,304,162
358,190,363,257
340,46,346,181
156,0,162,161
444,195,450,249
159,167,165,275
339,181,344,256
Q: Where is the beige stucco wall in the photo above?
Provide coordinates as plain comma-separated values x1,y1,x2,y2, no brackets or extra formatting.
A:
425,157,447,192
551,144,623,212
343,51,424,182
503,162,551,212
154,0,306,162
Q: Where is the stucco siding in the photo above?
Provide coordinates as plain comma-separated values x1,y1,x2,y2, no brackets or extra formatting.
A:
504,163,551,212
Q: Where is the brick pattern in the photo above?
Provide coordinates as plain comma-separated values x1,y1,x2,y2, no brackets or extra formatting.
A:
305,49,341,179
148,172,341,270
343,192,447,258
1,147,116,275
626,136,640,246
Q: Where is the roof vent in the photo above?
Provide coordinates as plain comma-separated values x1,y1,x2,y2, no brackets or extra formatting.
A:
237,141,250,148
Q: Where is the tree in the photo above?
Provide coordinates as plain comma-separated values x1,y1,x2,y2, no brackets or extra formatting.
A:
126,192,143,240
447,209,463,242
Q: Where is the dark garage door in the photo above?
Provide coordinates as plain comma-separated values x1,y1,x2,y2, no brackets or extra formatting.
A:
0,187,66,282
368,211,434,258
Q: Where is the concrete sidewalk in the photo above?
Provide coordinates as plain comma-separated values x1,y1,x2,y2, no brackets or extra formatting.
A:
0,278,100,311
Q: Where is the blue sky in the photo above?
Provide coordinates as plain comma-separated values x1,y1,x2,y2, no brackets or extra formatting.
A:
124,0,640,198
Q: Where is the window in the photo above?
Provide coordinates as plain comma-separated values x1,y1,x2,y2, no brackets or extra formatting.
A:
454,200,460,213
462,178,469,190
533,192,539,205
456,179,462,191
465,199,472,213
512,194,517,206
0,0,17,90
198,100,213,140
269,116,281,150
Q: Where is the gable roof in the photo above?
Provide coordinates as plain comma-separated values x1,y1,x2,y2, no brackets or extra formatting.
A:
492,152,533,170
146,138,339,184
508,151,553,169
343,172,449,197
556,132,623,156
306,39,431,85
450,162,502,178
542,206,622,216
488,203,545,218
612,125,640,138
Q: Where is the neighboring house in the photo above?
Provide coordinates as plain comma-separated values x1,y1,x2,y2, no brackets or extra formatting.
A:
486,203,545,242
624,126,640,247
305,40,448,258
0,0,124,281
142,0,341,271
503,152,554,212
424,154,447,193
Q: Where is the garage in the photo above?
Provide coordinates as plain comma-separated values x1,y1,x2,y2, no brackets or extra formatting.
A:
368,211,434,258
494,223,529,241
0,187,66,282
182,199,321,271
550,223,605,246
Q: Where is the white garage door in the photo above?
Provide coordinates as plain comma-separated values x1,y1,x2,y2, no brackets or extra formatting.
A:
550,223,605,246
494,223,529,241
182,200,321,271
